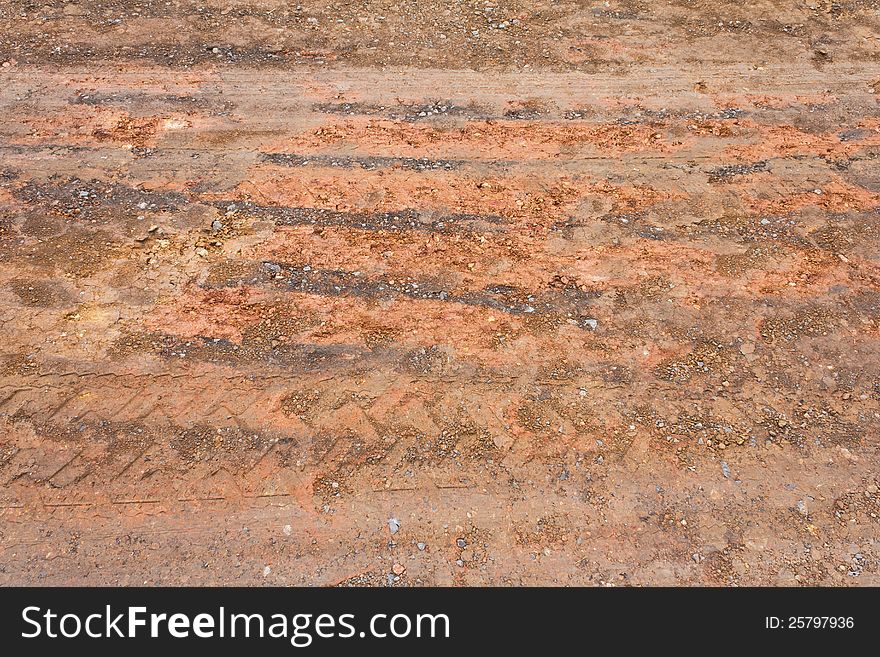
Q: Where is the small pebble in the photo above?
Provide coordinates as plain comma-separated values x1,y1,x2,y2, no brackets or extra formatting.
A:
388,517,400,534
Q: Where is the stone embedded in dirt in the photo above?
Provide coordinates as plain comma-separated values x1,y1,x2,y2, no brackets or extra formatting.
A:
391,563,406,576
388,518,401,534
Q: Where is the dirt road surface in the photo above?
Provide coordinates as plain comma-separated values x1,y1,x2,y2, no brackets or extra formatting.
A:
1,1,879,586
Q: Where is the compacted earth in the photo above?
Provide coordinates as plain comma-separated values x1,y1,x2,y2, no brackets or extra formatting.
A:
1,1,879,586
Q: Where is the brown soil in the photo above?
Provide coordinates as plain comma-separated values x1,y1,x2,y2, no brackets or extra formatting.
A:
0,0,879,586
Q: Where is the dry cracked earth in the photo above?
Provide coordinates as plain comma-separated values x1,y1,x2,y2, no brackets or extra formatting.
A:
1,0,879,586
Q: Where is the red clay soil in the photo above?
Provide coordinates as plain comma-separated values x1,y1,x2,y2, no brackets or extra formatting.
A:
0,1,879,586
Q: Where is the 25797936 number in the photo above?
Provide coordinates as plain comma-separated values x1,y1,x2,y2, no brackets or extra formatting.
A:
765,616,854,629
